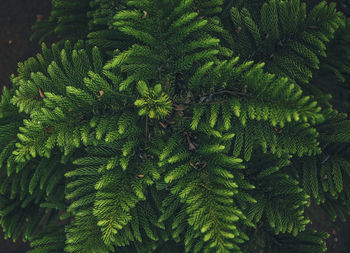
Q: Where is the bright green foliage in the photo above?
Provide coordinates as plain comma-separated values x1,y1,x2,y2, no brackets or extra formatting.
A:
134,81,173,119
64,144,117,252
103,0,229,92
10,41,140,161
0,0,350,252
154,123,250,252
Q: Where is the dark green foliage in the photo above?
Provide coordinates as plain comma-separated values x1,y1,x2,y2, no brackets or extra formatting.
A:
29,224,66,253
338,0,350,15
267,229,329,253
243,228,329,253
1,0,350,252
306,17,350,112
30,0,92,44
222,0,345,85
87,0,137,54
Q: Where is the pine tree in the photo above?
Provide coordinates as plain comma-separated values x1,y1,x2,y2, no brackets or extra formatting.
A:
0,0,350,252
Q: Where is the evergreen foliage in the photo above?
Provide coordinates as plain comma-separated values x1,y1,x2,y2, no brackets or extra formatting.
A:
1,0,350,252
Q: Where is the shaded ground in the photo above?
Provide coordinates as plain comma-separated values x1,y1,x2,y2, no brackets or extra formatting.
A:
0,0,349,252
0,0,51,89
306,203,350,253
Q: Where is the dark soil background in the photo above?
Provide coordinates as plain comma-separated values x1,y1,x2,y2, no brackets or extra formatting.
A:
0,0,349,252
0,0,51,88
